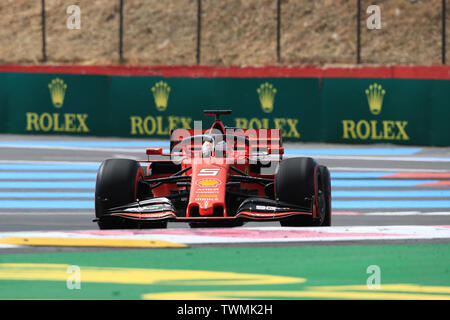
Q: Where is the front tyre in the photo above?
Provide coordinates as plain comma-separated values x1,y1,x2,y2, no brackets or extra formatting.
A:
276,158,331,227
95,158,166,229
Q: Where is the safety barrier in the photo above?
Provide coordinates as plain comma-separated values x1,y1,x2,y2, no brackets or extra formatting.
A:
0,65,448,146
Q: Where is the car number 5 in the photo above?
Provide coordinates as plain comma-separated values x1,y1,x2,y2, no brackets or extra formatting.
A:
198,168,220,176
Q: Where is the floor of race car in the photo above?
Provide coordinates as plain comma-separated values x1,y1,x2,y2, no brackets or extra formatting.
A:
0,135,449,299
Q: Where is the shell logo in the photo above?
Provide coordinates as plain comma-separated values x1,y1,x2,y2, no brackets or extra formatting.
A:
197,179,221,187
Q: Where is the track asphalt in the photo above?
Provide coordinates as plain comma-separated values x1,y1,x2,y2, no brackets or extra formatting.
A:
0,135,449,299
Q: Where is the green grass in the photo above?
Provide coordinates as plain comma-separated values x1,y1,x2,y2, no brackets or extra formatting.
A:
0,243,449,299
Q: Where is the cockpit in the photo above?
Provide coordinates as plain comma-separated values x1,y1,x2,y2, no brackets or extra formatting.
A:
201,140,231,158
177,134,249,159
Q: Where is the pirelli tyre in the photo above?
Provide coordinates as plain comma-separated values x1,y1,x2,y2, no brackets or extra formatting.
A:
317,165,332,226
95,158,166,229
276,157,331,227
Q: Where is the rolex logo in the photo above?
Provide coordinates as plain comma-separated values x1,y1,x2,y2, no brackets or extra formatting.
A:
365,83,385,115
48,78,67,108
257,82,276,113
151,81,171,112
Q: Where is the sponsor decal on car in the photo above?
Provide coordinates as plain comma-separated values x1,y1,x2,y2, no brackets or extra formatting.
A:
197,178,221,187
255,205,278,211
194,194,219,201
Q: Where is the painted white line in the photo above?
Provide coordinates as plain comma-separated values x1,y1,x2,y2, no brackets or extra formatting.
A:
112,154,140,160
0,244,21,248
0,211,92,215
363,211,423,216
1,226,449,245
334,211,450,216
294,155,450,162
329,167,450,173
2,144,450,162
421,212,450,215
0,211,448,216
0,160,99,165
0,144,145,153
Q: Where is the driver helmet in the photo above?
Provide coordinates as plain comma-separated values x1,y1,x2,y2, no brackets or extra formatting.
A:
202,141,213,158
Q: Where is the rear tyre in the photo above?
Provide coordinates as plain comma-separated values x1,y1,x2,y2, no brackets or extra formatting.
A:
317,165,332,226
95,158,167,229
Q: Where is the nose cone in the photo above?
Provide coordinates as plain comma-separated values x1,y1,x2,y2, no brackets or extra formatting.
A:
188,160,228,217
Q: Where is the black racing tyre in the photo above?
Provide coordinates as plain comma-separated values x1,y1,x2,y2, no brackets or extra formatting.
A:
276,157,331,227
277,159,332,227
276,157,317,207
276,157,316,227
95,158,166,229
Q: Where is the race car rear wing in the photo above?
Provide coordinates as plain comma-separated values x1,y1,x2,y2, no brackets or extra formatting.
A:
169,128,282,153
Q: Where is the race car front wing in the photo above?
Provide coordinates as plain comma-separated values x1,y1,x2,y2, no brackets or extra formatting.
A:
99,196,314,222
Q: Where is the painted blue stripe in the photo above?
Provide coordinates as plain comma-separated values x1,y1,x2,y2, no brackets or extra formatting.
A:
331,179,437,187
333,190,450,198
330,172,391,179
332,200,450,209
0,172,97,180
0,164,100,171
0,181,95,189
0,192,93,198
285,148,422,156
0,200,93,209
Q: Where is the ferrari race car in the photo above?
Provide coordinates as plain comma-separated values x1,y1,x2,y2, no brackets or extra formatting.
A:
94,110,331,229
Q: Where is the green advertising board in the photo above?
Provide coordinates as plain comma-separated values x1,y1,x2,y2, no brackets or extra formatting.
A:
108,76,321,141
430,80,450,146
0,73,109,136
322,78,434,146
0,72,448,146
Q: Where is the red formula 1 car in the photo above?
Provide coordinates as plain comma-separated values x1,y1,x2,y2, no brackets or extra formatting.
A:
94,110,331,229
